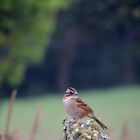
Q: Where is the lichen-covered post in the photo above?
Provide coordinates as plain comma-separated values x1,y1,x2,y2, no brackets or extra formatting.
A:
63,118,111,140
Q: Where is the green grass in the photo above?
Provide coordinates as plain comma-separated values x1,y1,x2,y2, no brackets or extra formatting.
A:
0,86,140,140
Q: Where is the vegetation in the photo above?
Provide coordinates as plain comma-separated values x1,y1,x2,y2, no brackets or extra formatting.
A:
43,0,140,91
0,0,68,87
0,86,140,139
0,0,140,94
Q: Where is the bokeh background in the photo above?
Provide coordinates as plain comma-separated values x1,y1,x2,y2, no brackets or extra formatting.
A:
0,0,140,140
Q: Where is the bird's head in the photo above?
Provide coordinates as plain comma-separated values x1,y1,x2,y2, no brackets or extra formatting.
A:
64,87,78,97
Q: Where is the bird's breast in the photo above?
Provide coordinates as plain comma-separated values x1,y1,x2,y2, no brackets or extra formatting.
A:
63,97,78,117
63,97,74,109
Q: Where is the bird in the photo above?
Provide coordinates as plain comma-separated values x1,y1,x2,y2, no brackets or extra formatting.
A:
63,87,108,130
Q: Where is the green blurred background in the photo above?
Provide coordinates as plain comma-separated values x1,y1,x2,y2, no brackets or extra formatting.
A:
0,0,140,139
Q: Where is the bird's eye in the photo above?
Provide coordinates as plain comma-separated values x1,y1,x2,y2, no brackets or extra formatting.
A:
66,92,73,97
69,91,74,95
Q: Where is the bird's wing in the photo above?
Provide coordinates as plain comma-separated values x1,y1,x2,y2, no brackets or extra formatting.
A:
75,98,94,114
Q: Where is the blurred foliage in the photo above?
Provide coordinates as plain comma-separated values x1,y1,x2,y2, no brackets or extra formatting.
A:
0,0,68,87
44,0,140,91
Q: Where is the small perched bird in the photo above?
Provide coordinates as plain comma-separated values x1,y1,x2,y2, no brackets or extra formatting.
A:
63,87,108,130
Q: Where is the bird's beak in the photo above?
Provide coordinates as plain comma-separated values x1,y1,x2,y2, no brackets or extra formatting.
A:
65,88,71,93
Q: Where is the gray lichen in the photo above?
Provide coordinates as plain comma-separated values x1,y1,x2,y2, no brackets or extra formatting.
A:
63,118,110,140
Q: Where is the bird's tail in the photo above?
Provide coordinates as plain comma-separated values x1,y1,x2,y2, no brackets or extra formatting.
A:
91,115,108,130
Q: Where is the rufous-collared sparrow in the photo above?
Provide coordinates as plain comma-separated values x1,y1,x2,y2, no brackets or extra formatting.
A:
63,87,108,130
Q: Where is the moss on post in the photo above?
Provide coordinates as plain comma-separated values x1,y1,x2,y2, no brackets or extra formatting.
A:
63,118,110,140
